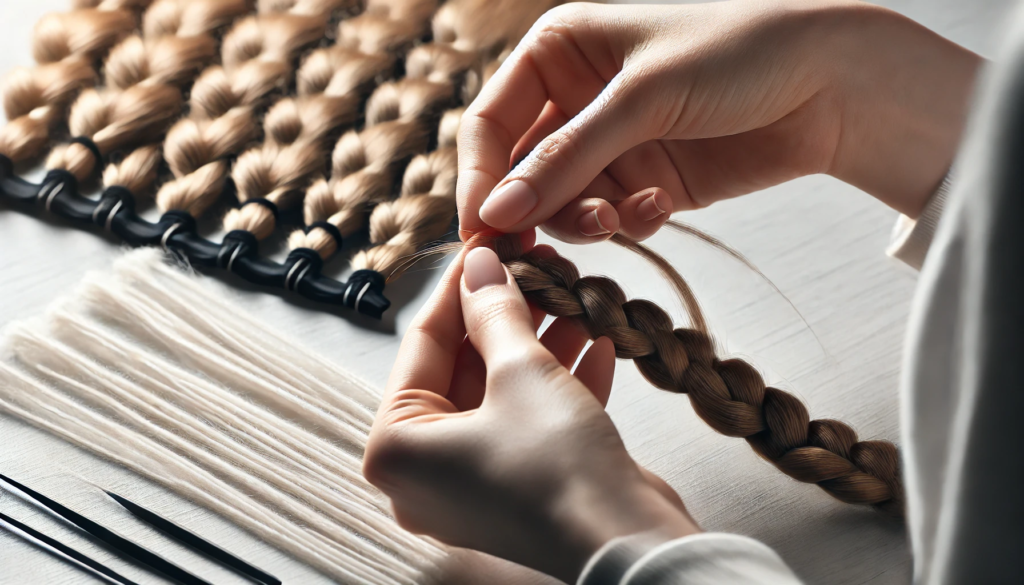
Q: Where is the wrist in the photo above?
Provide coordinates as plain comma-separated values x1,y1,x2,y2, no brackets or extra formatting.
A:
550,477,700,583
822,3,980,216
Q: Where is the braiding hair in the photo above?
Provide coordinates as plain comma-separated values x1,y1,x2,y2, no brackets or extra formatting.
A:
302,0,560,267
98,0,255,200
0,0,146,165
287,0,514,259
491,235,905,516
349,106,461,278
223,0,440,241
43,0,251,184
155,0,356,218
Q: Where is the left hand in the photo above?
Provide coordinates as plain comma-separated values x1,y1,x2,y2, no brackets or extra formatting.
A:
363,238,698,583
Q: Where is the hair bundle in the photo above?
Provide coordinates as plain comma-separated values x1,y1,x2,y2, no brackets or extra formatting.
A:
0,0,146,165
223,0,442,243
44,0,252,188
0,249,444,584
154,0,355,217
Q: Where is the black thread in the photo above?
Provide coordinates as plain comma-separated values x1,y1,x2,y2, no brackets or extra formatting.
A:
69,136,102,167
240,198,279,220
306,221,343,248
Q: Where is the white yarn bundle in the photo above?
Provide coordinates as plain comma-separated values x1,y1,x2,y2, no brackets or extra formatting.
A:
0,249,445,584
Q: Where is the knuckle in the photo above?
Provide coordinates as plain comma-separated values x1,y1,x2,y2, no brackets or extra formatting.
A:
488,346,558,384
363,422,421,490
528,128,584,175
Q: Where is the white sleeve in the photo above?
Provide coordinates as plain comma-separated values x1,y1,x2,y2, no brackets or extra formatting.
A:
577,533,802,585
886,173,953,270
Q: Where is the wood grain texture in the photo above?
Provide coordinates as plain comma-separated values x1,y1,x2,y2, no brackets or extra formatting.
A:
0,1,1013,583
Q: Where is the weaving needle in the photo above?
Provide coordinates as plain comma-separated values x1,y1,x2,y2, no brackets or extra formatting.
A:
0,510,139,585
0,473,212,585
102,488,282,585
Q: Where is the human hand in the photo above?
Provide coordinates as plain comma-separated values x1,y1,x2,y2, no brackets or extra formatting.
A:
457,0,980,243
363,241,699,583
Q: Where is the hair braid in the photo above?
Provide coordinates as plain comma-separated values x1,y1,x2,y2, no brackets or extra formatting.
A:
0,0,147,165
341,0,562,279
43,0,251,184
154,0,355,218
494,238,905,516
286,0,510,259
223,0,439,241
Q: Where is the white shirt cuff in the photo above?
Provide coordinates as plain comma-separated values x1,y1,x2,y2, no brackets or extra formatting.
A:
578,533,802,585
887,173,953,270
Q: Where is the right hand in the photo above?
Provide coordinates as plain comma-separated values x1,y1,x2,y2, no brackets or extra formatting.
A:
457,0,980,244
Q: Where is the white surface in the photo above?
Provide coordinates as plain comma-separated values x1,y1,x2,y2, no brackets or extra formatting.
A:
0,1,1014,584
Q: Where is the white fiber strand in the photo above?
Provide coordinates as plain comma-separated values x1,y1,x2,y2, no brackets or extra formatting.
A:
0,365,426,584
0,248,449,583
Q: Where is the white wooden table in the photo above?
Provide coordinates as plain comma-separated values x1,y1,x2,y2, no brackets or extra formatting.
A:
0,1,1014,583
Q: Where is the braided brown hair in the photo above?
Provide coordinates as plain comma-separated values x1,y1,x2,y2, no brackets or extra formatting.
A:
492,235,904,516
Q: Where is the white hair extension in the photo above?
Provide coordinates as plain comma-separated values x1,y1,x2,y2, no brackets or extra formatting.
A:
47,308,377,504
79,257,375,443
113,248,379,412
8,335,419,578
0,248,451,583
8,329,424,561
74,272,372,445
0,366,434,584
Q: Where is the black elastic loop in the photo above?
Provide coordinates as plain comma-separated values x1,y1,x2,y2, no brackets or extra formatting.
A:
284,248,324,291
37,169,78,212
93,186,135,227
0,154,12,177
240,198,279,220
69,136,102,167
306,221,343,249
219,230,259,271
348,269,386,293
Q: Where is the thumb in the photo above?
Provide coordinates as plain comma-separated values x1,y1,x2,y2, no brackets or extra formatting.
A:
478,75,656,235
460,247,550,369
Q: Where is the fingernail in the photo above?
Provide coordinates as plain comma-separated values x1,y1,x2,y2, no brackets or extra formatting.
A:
464,247,507,292
637,191,668,222
479,180,537,229
577,210,610,237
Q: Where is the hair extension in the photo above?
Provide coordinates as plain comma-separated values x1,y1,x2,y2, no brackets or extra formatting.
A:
488,235,905,516
0,367,434,584
303,0,560,276
154,0,357,218
222,0,441,243
287,0,520,260
43,0,252,186
97,0,257,201
0,249,444,583
0,1,147,165
8,331,428,567
349,106,462,279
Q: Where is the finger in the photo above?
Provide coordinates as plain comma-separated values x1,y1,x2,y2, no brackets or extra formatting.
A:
460,247,549,367
538,197,620,244
604,140,689,205
457,6,622,239
476,72,657,235
510,101,570,171
614,188,673,241
446,299,548,412
381,249,468,406
572,336,615,408
539,317,590,369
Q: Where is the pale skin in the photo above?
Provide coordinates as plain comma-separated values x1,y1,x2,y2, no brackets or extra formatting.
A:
364,1,982,582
